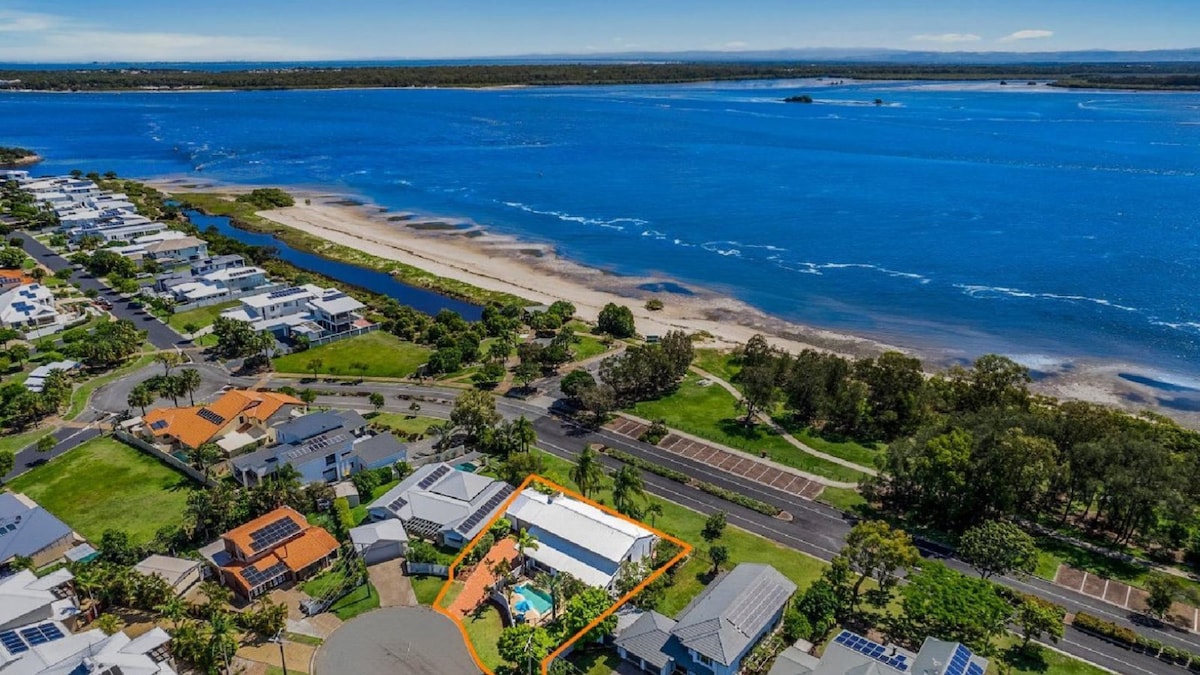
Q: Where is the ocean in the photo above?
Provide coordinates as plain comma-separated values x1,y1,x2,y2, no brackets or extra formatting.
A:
2,79,1198,381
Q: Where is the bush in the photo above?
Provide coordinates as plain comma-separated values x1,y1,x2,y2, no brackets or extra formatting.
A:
1072,612,1137,647
644,299,664,311
639,419,668,445
333,498,354,539
235,188,295,209
406,540,439,564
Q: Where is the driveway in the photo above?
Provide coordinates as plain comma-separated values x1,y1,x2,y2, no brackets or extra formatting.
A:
367,562,416,608
314,606,480,675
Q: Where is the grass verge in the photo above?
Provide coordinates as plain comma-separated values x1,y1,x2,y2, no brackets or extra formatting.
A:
167,300,240,332
274,332,430,379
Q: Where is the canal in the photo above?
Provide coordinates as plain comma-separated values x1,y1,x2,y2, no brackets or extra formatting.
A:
186,210,483,320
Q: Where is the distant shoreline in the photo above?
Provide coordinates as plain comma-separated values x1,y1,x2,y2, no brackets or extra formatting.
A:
4,62,1200,92
146,176,1200,428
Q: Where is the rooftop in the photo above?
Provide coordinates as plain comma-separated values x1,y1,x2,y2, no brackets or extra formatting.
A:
671,563,797,667
0,493,75,564
142,389,301,449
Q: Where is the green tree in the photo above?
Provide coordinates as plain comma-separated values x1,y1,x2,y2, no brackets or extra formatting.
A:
1014,595,1065,648
701,511,727,544
737,363,779,427
560,369,596,400
369,392,385,411
93,613,124,636
307,358,323,379
497,624,555,670
35,434,55,453
958,520,1038,580
6,344,29,366
516,528,539,568
177,368,202,406
1146,573,1185,622
561,586,618,643
644,502,663,527
187,442,223,482
569,445,605,498
0,450,16,481
708,545,729,574
156,351,183,376
841,520,920,613
611,465,646,519
300,388,317,405
901,561,1011,652
597,303,636,338
450,389,501,443
127,382,156,416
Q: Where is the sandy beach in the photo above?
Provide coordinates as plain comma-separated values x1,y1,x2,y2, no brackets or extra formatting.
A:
148,177,1200,427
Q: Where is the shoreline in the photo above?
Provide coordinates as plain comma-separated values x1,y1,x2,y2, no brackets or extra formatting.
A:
145,176,1200,428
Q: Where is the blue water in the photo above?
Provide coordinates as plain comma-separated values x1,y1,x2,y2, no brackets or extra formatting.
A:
3,80,1198,375
513,584,554,614
186,211,481,319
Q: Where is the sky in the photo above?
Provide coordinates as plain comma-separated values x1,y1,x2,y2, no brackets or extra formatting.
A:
0,0,1197,62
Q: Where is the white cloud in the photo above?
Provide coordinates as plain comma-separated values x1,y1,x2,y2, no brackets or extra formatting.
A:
998,29,1055,42
911,33,982,44
0,10,335,61
723,40,749,51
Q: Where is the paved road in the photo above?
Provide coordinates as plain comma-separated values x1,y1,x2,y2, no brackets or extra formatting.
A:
313,607,480,675
89,360,240,416
15,232,188,350
2,426,101,482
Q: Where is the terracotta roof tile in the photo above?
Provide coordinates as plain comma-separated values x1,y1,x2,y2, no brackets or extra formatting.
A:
142,389,301,449
223,506,309,559
219,507,340,594
276,528,340,572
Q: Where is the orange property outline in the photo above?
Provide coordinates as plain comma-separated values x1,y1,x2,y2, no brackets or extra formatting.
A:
433,474,693,675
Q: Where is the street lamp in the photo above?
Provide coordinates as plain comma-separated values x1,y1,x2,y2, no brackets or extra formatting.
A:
271,629,289,675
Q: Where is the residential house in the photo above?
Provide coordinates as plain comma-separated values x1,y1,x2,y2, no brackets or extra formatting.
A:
142,236,209,265
349,520,409,565
367,463,514,550
133,555,205,597
24,360,80,393
164,266,270,304
220,284,368,341
0,284,60,333
614,563,797,675
0,569,77,633
230,410,407,486
189,254,245,276
0,625,176,674
140,389,303,452
0,170,29,183
198,507,339,600
505,489,657,591
0,494,81,572
765,630,990,675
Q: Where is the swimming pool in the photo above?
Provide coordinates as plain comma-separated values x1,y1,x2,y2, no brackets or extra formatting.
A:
454,462,479,473
513,584,553,615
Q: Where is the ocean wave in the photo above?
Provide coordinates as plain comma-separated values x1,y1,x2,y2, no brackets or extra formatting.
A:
641,229,667,239
790,261,930,283
955,284,1138,311
501,201,646,230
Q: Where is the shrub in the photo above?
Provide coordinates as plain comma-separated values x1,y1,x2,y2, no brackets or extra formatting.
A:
1072,612,1137,646
406,540,439,564
644,299,664,311
333,498,354,539
639,419,669,445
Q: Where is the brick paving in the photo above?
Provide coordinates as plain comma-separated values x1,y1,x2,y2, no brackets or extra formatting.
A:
603,419,824,500
446,539,518,619
1054,564,1200,632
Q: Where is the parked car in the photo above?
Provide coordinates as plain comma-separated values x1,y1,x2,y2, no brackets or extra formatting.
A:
96,298,112,309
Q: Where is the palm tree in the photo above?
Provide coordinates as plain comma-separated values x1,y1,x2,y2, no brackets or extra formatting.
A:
204,608,238,673
644,502,663,528
570,446,605,498
198,581,233,612
534,571,563,620
155,596,189,628
612,466,646,519
187,443,222,482
177,368,202,406
515,528,539,571
511,416,536,454
127,383,155,416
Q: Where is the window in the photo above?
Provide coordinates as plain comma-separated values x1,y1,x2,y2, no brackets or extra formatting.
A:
325,454,336,466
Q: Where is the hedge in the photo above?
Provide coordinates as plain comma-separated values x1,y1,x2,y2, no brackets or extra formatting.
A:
1072,612,1137,647
604,448,782,517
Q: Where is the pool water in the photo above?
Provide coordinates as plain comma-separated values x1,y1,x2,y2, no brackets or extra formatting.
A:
513,584,553,615
454,462,479,473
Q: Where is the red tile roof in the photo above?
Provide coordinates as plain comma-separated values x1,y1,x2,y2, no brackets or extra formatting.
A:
143,389,301,449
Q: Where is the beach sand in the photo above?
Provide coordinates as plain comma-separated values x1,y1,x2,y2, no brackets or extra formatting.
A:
149,177,1200,427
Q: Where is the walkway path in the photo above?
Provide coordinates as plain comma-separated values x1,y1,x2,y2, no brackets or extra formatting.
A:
689,365,877,477
446,539,518,619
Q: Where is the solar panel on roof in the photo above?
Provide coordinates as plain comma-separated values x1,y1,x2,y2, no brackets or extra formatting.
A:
388,497,408,511
831,629,911,673
248,517,302,553
197,408,226,425
20,624,63,646
456,485,514,534
416,465,452,490
241,560,288,588
0,630,27,654
944,645,972,675
267,287,307,299
965,664,984,675
150,420,168,430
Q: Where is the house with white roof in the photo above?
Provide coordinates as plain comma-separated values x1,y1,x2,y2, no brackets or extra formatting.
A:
0,284,60,334
0,623,175,674
0,569,78,633
367,463,514,550
25,361,80,394
505,489,657,590
220,284,368,341
143,236,208,265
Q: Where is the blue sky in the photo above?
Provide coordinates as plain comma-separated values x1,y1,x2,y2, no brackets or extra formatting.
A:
0,0,1196,62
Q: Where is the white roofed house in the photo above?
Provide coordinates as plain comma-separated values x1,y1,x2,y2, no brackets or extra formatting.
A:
220,284,368,342
505,489,658,591
142,236,209,265
0,284,62,334
367,463,515,550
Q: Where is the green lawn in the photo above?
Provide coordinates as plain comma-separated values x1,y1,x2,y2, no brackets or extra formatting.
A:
462,604,505,672
572,334,609,361
628,374,867,484
694,348,741,383
0,427,50,455
327,582,380,621
789,426,884,470
992,635,1110,675
817,487,871,514
533,450,827,617
412,575,450,605
274,332,431,379
167,300,240,332
6,435,194,544
437,580,464,608
567,649,623,675
371,414,442,437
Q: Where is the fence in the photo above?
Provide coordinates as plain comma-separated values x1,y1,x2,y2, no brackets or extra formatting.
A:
307,323,380,348
114,431,216,487
404,562,450,578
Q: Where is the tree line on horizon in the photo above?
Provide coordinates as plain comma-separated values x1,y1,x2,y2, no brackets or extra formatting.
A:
3,62,1200,91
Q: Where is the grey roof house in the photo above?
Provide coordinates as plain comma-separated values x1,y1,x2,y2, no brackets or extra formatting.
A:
0,494,81,571
766,629,989,675
231,410,407,487
615,563,797,675
367,463,514,550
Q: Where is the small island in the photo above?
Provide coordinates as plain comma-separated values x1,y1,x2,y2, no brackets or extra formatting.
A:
0,146,41,167
783,94,814,103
